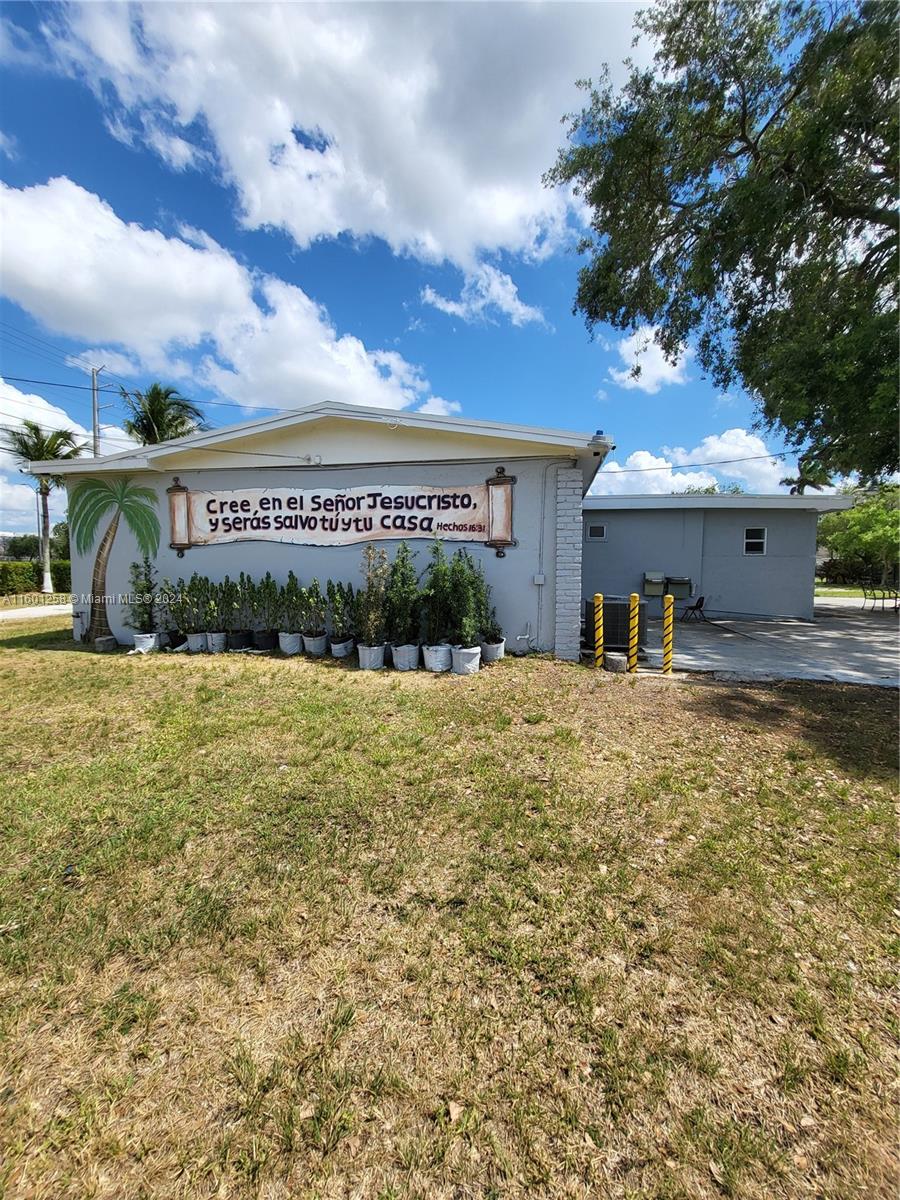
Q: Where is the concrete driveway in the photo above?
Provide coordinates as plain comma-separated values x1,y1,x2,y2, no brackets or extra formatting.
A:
646,602,898,687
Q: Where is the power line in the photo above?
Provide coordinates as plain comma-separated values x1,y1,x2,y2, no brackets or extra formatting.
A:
1,370,275,415
602,452,787,474
0,323,134,391
0,374,120,392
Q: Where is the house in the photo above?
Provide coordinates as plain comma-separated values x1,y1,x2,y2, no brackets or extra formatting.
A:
582,492,853,621
35,401,612,658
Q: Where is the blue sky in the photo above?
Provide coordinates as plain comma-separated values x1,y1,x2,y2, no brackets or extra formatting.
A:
0,2,793,534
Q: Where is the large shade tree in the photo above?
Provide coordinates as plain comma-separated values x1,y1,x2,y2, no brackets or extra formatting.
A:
547,0,898,481
818,485,899,584
1,420,83,593
121,383,208,445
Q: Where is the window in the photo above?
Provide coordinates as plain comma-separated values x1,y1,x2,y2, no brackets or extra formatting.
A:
585,522,607,542
744,526,767,555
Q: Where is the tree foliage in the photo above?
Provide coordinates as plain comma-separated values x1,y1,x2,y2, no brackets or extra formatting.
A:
120,383,208,445
1,418,84,592
818,486,899,582
5,534,39,560
547,0,898,480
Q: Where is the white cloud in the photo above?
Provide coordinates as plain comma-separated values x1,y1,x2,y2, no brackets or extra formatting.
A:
608,326,692,394
0,177,252,365
0,129,17,159
590,450,718,496
421,264,544,327
591,427,789,495
416,397,462,417
662,428,785,492
40,2,641,269
0,177,448,415
65,348,143,378
0,377,137,532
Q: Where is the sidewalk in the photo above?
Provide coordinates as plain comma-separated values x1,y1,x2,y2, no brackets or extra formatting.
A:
0,602,72,622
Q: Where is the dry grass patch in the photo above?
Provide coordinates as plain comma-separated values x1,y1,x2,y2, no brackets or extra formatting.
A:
0,617,897,1199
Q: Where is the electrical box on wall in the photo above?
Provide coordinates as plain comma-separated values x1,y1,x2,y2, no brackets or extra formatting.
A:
643,571,665,597
666,576,692,599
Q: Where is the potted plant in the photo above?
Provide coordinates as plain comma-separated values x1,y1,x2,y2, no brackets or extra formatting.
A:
421,540,453,672
302,577,328,656
470,557,505,662
327,579,355,657
480,605,506,662
126,556,158,652
448,550,481,674
161,577,188,649
278,571,304,655
206,580,227,654
354,545,389,670
385,541,420,670
183,573,209,653
226,573,253,650
251,571,280,650
217,576,241,650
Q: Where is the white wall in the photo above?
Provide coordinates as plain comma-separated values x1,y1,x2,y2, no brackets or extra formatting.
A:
69,456,577,650
581,507,819,620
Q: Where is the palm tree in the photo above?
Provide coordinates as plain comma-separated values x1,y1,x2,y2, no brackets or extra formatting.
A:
780,457,832,495
69,477,160,641
1,420,83,593
120,383,208,445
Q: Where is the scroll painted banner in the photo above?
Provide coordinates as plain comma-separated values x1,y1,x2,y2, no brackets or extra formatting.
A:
170,481,514,548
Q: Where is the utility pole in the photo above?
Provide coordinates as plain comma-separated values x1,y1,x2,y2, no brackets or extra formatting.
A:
91,365,105,455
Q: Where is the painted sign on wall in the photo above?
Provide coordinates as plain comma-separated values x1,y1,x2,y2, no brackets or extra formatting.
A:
168,474,515,551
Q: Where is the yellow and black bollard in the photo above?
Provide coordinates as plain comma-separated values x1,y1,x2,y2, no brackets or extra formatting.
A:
662,593,674,675
627,592,639,674
593,592,604,668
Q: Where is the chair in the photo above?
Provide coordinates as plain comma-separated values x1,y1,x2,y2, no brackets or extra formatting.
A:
680,595,706,622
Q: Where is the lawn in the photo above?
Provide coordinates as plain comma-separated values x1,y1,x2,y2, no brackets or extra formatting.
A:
813,585,867,600
1,618,896,1200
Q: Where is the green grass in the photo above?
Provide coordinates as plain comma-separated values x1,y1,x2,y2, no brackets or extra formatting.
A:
813,584,867,598
0,616,897,1199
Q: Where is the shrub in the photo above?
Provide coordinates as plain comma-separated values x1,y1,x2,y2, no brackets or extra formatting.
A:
0,562,36,595
354,545,389,646
327,580,355,641
447,549,479,647
125,557,157,634
420,541,452,645
236,572,254,628
303,578,327,636
162,577,190,633
279,571,306,633
386,541,420,645
218,576,241,631
0,560,70,594
467,555,503,643
51,560,71,592
252,572,280,630
183,574,213,633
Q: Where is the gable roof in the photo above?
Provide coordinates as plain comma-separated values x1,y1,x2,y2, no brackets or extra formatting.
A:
31,400,613,477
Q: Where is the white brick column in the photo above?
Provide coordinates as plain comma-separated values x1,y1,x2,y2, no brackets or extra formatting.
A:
554,465,584,661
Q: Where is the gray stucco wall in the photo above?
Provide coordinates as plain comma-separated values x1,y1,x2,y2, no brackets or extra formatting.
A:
581,507,818,620
69,456,578,651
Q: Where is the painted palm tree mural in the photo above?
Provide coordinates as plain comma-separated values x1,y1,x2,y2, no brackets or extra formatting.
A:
69,477,160,642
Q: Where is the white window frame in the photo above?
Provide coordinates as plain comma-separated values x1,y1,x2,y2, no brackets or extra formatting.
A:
743,526,767,556
585,521,608,542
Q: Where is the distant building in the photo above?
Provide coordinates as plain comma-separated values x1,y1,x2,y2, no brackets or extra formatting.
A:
582,493,852,621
